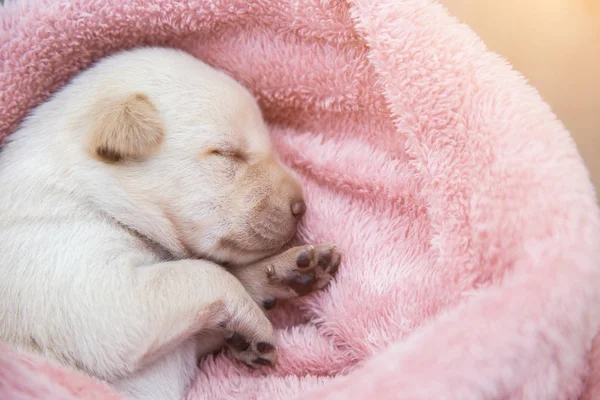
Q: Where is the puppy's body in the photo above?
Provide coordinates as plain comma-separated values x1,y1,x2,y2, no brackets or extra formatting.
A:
0,48,340,399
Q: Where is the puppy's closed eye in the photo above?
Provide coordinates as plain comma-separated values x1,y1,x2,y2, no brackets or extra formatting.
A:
208,148,247,163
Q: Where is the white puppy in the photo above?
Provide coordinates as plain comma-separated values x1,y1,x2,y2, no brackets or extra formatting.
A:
0,47,341,400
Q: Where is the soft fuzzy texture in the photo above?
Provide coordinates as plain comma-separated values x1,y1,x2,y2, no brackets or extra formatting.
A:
0,343,121,400
1,0,599,399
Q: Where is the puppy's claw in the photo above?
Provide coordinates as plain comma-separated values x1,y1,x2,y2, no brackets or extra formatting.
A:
328,252,342,275
266,264,275,279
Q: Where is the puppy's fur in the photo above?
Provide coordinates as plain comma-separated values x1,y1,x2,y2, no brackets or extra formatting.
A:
0,48,340,400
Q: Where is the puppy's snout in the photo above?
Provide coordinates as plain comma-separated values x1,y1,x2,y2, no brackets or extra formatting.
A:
291,201,306,219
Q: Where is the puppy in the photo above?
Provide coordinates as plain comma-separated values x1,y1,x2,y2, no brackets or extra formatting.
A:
0,47,341,400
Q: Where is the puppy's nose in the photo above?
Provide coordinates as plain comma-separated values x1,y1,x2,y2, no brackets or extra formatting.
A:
291,201,306,218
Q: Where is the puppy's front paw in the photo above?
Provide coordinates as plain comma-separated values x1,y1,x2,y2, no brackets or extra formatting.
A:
272,244,341,296
220,300,277,368
224,332,277,368
229,244,342,312
254,244,341,310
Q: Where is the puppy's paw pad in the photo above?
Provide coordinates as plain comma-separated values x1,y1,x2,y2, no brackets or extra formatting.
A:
293,245,340,272
284,271,316,296
262,298,277,310
251,244,342,309
287,244,341,294
256,342,275,353
296,246,313,269
226,332,250,352
225,332,277,369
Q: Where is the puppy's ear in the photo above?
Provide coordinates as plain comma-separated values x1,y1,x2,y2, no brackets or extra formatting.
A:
90,93,165,163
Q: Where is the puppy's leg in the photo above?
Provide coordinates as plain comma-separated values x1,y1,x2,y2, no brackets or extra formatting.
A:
228,244,341,310
111,259,278,400
113,339,198,400
130,260,277,370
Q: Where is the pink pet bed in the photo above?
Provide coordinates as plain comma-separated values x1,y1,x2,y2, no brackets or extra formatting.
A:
1,0,600,399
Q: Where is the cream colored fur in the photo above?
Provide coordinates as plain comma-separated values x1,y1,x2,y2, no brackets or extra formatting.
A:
0,48,340,400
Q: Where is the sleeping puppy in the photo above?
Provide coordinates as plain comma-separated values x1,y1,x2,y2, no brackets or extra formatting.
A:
0,47,340,400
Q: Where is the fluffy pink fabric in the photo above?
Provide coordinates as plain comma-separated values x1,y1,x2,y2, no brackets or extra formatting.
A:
0,343,121,399
1,0,599,399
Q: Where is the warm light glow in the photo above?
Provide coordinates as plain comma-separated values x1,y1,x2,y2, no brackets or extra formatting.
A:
440,0,600,198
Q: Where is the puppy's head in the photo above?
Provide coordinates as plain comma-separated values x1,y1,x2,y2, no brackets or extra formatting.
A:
80,48,304,264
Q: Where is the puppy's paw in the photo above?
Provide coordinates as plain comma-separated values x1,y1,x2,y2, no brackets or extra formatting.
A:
224,332,277,368
272,244,341,295
249,244,341,310
220,299,277,368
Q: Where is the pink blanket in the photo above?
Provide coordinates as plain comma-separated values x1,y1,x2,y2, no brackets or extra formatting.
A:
1,0,600,399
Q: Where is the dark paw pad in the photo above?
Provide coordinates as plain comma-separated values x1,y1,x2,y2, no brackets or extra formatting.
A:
296,248,312,269
317,250,332,268
256,342,275,353
226,333,250,352
262,298,277,310
285,272,315,296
